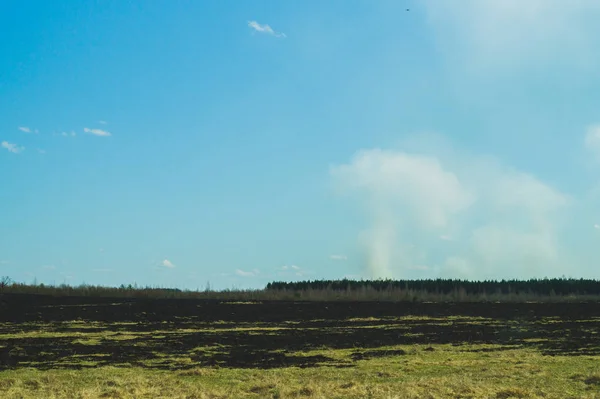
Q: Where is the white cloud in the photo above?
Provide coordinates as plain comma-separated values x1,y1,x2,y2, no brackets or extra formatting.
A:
235,269,259,277
162,259,175,268
18,126,31,133
98,120,107,125
2,141,24,154
329,254,348,261
248,20,286,38
83,128,111,137
331,148,475,277
595,224,600,230
331,149,475,229
37,149,46,154
331,132,578,280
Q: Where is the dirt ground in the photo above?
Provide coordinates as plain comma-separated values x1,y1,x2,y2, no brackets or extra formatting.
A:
0,294,599,371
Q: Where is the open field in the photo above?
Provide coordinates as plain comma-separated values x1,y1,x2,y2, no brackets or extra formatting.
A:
1,294,600,398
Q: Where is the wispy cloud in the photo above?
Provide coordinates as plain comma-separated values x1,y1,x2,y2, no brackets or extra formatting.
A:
18,126,31,133
423,0,600,72
235,268,260,277
248,20,286,38
61,131,77,137
279,265,300,271
37,149,46,154
2,141,24,154
329,254,347,261
278,264,309,277
439,235,453,241
83,128,111,137
595,224,600,230
0,260,9,265
162,259,175,268
98,120,108,125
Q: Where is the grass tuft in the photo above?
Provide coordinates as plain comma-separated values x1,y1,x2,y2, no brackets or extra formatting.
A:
249,384,276,395
0,378,16,390
495,387,530,398
583,373,600,386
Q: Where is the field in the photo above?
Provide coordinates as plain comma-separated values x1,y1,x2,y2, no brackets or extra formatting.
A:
1,293,600,398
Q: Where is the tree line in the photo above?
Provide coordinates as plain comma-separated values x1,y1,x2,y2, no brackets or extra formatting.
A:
1,276,600,301
266,278,600,297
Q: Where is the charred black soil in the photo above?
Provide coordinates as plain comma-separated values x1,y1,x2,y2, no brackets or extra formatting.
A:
1,294,599,370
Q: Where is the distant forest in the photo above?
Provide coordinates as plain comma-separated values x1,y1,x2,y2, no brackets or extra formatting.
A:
265,278,600,298
1,276,600,301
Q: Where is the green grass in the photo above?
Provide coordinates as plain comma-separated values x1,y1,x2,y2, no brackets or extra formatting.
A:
0,345,599,398
1,313,600,398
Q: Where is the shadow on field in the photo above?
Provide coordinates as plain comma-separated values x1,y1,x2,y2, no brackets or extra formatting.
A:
0,294,599,370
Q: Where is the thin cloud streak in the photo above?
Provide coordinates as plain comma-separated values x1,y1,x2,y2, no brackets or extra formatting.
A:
83,128,111,137
248,20,286,38
236,269,259,277
18,126,31,133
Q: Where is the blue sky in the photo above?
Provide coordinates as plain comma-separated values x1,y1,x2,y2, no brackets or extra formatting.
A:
2,0,600,289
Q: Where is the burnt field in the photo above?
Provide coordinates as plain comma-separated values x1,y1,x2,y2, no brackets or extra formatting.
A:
1,293,599,371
